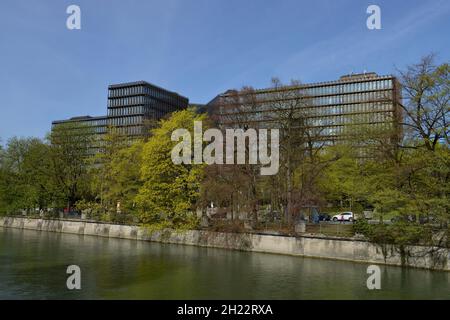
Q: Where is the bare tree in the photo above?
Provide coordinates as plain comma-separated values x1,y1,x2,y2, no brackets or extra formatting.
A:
205,87,263,223
397,54,449,151
267,78,324,223
207,79,340,225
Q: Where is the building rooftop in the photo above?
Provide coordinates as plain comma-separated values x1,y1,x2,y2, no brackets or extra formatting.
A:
52,115,107,125
211,72,395,100
339,72,379,80
108,80,188,100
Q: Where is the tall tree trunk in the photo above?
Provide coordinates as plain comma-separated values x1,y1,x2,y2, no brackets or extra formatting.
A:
286,156,293,224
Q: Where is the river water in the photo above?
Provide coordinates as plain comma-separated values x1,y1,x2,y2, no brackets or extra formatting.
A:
0,227,448,299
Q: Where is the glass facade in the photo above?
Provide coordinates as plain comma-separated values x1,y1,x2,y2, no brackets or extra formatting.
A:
51,116,108,154
107,81,188,137
51,116,108,134
51,81,189,154
208,73,402,144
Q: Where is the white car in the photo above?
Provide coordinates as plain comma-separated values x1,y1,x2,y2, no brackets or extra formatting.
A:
332,212,354,222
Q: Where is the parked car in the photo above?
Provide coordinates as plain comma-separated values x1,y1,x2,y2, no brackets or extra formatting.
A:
390,214,417,223
318,213,331,221
418,215,436,224
332,212,354,222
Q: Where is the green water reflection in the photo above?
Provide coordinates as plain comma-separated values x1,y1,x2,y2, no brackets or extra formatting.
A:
0,227,448,299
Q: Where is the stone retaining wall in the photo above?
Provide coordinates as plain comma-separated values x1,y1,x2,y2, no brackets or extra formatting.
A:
1,216,448,271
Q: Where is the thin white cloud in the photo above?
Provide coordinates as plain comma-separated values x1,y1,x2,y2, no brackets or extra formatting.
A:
274,0,450,80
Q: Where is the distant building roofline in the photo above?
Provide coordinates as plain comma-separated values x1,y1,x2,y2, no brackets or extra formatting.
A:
339,72,379,80
52,115,107,125
108,80,188,100
210,73,396,100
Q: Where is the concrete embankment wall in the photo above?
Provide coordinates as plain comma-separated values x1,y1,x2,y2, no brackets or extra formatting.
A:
1,217,448,271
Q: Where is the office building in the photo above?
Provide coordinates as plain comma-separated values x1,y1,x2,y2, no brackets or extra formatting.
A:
107,81,189,137
207,72,402,145
52,81,189,152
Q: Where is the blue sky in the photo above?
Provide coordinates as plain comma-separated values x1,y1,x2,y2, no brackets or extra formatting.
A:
0,0,449,142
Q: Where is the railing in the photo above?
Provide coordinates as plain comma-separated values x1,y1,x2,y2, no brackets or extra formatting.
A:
2,211,138,226
304,222,355,237
206,218,356,237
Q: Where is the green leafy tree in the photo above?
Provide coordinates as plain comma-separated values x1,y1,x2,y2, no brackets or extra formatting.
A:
20,138,54,211
48,122,95,208
136,108,207,229
0,138,28,213
88,128,144,221
0,137,54,214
